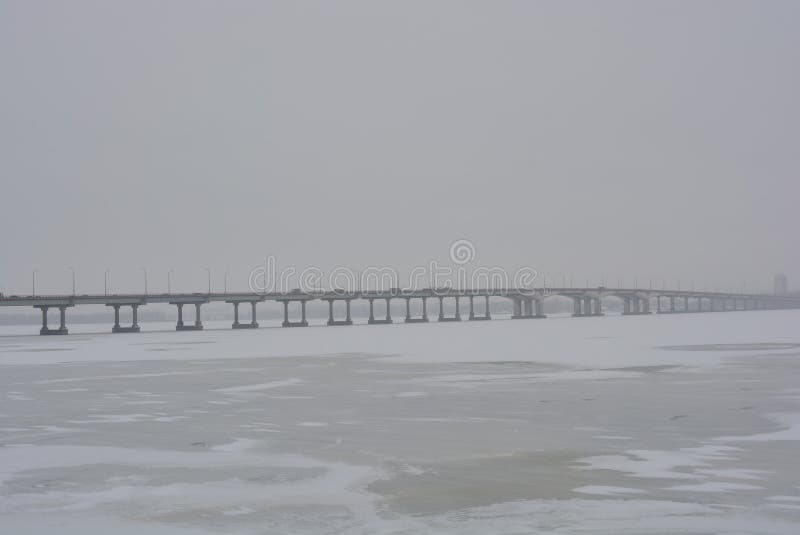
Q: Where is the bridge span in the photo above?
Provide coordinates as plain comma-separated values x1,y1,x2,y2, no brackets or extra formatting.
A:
1,288,798,335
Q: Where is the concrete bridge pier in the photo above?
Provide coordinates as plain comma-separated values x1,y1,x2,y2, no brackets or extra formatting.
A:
511,297,545,319
438,296,461,322
282,300,309,327
326,299,353,326
536,299,545,317
231,301,259,329
658,296,677,314
109,304,141,333
592,298,603,316
511,298,522,318
683,296,689,312
468,295,491,320
572,297,584,317
368,298,393,324
623,297,650,315
35,305,70,335
174,303,204,331
404,297,429,323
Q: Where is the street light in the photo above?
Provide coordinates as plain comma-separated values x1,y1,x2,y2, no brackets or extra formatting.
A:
141,267,148,296
168,270,174,295
32,269,38,297
105,269,110,296
204,268,211,294
67,267,76,296
224,271,228,294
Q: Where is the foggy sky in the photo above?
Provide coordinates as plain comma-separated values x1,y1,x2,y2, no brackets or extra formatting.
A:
1,0,798,295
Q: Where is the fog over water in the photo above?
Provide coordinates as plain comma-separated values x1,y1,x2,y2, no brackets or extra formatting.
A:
1,1,799,294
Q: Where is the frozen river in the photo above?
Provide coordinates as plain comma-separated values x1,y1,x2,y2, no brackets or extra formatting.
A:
1,311,799,534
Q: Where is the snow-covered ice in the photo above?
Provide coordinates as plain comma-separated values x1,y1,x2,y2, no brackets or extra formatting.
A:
1,309,800,533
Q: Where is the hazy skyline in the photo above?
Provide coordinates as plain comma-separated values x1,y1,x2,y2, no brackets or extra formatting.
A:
2,1,798,295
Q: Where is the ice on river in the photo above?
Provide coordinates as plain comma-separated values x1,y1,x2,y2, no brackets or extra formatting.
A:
1,310,799,534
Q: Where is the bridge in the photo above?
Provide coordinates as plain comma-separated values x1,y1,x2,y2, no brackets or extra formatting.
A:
1,287,798,335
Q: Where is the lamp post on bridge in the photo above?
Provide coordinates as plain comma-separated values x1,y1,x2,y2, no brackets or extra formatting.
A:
224,271,228,295
168,270,174,295
32,269,38,297
104,269,110,296
67,267,76,296
204,268,211,295
141,267,148,296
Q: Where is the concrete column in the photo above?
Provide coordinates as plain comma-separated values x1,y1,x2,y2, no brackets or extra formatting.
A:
233,302,240,326
41,307,48,329
59,306,67,330
251,301,258,326
194,303,202,326
643,298,650,313
405,298,411,321
114,305,120,328
624,298,631,314
301,300,307,323
422,297,428,320
132,305,139,327
593,298,602,315
454,297,460,320
524,299,533,317
573,298,581,316
684,296,689,311
177,304,184,327
657,296,661,313
697,298,703,312
535,299,544,317
328,300,334,324
670,296,675,312
469,296,475,320
438,297,444,320
632,299,640,314
283,301,289,324
485,295,491,319
346,299,352,321
513,298,522,317
385,298,392,321
369,299,375,321
583,297,591,316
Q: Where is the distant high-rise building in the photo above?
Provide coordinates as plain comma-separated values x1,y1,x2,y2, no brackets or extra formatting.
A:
774,274,788,295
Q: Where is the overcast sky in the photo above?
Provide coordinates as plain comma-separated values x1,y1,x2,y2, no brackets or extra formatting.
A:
1,0,798,295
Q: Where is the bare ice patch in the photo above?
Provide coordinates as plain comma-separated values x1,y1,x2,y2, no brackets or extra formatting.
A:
666,482,765,493
573,485,646,496
212,378,304,393
715,413,800,442
577,445,742,480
